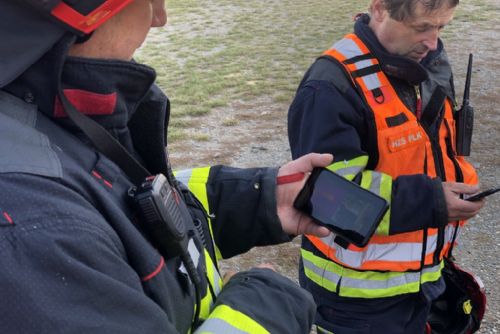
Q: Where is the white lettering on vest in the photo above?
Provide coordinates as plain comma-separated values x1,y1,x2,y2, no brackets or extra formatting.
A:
408,131,422,143
391,137,407,149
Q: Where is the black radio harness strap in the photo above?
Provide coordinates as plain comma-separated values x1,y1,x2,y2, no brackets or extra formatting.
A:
57,85,203,330
57,87,151,185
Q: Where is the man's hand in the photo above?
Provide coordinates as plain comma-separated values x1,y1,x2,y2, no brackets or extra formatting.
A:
276,153,333,237
442,182,484,221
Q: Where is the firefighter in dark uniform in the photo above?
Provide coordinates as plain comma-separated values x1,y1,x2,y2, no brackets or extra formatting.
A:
0,1,334,333
288,0,486,333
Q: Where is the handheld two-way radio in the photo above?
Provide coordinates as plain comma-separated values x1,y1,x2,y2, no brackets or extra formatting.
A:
129,174,190,259
129,174,202,328
456,53,474,156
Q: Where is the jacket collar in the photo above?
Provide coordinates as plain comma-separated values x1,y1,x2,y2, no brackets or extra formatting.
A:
4,34,171,175
4,35,157,150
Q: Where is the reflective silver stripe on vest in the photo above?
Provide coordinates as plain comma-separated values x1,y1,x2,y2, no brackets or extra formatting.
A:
188,239,200,266
332,165,364,178
314,224,458,269
317,232,436,268
205,250,222,295
443,223,460,249
331,38,363,59
369,172,382,195
211,268,222,295
195,318,248,334
303,254,341,286
180,239,201,275
174,168,193,187
331,37,382,91
342,270,420,290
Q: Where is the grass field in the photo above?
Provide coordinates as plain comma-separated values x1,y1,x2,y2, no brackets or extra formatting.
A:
136,0,497,142
136,1,367,140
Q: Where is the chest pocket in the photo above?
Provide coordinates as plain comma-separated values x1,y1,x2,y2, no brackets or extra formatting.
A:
385,124,426,154
376,111,429,178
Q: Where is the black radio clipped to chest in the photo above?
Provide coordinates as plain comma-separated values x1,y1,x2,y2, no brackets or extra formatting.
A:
129,173,203,328
129,173,190,259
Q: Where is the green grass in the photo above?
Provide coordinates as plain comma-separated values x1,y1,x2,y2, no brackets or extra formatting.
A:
135,0,365,141
134,0,498,142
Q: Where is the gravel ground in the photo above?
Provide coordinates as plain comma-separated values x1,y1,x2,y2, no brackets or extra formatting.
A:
165,4,499,333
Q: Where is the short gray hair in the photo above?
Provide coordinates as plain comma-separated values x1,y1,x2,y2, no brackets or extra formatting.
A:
378,0,459,21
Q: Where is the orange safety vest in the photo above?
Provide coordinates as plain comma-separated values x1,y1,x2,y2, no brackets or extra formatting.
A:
307,34,478,272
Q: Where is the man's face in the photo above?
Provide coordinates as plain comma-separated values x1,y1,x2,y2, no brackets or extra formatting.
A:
371,1,455,62
68,0,167,60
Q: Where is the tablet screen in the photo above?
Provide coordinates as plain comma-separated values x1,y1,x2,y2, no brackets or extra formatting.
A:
294,168,389,247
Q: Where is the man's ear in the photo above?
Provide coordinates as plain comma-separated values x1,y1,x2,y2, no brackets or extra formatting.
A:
370,0,387,22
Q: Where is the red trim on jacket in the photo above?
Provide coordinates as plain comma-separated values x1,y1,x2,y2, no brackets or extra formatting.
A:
141,257,165,282
54,89,117,118
51,0,133,35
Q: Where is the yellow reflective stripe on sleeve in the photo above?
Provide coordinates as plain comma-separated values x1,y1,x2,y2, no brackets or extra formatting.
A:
360,168,372,190
359,170,392,236
199,249,223,320
205,249,222,295
317,326,335,334
195,305,269,334
326,155,369,180
331,155,369,168
174,167,223,261
376,172,392,235
301,249,442,298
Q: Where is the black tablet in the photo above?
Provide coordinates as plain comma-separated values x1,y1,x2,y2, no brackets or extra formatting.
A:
293,167,389,247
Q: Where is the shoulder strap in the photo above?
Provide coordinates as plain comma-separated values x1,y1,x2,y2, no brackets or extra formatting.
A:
304,56,353,93
58,87,151,185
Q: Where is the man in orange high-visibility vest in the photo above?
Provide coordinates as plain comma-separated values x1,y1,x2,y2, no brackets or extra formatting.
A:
288,0,486,333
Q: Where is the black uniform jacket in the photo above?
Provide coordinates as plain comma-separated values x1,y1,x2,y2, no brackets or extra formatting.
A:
0,37,314,333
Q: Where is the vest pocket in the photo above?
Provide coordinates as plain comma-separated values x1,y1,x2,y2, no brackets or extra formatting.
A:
386,127,426,153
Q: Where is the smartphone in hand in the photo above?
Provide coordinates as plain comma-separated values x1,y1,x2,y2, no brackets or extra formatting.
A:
293,168,389,247
465,187,500,202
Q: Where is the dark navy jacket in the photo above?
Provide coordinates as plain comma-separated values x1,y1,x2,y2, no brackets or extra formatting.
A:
0,37,315,333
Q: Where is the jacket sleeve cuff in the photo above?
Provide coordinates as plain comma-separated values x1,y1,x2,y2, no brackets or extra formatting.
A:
258,167,291,243
206,166,290,258
432,177,448,227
